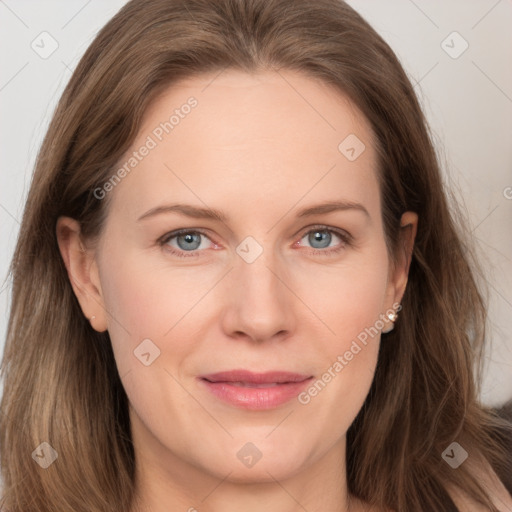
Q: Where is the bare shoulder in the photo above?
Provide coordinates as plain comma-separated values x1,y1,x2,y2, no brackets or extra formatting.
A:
446,458,512,511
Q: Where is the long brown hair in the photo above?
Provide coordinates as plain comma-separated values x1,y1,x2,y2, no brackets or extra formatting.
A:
1,0,510,510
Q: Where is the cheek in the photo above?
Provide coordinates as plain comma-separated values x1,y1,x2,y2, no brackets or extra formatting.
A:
97,254,208,419
99,248,214,336
97,251,185,373
294,248,388,417
297,251,390,348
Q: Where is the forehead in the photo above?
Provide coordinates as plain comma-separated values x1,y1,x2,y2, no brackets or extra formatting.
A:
143,68,373,150
108,69,380,224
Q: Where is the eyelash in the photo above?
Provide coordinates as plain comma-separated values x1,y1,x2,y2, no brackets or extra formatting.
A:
157,225,353,259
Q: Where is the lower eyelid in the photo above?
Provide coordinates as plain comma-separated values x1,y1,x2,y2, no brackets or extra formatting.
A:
298,228,350,247
160,227,350,255
161,231,214,251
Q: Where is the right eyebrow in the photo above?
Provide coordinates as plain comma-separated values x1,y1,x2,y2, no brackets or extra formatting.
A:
136,199,370,223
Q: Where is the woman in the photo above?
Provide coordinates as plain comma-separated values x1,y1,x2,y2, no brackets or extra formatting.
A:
0,0,510,510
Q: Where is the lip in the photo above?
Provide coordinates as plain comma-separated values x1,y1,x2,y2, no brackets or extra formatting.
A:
198,370,313,410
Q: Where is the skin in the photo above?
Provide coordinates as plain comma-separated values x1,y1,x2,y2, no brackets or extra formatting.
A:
57,69,418,512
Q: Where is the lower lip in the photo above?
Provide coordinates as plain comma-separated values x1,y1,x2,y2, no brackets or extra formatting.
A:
199,378,313,410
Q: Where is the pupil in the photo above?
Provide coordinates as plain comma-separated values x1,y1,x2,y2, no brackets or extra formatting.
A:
178,233,200,250
311,230,330,249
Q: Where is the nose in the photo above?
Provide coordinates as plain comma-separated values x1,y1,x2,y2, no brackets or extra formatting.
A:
220,247,296,344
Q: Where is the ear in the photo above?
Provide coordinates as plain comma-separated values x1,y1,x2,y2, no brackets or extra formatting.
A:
55,216,108,332
392,211,418,302
382,211,418,329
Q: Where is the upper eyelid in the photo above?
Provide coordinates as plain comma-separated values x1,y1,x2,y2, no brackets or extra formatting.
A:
160,225,351,248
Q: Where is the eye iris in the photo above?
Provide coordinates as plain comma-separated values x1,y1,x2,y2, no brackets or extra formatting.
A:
309,230,331,249
177,233,201,251
171,230,337,252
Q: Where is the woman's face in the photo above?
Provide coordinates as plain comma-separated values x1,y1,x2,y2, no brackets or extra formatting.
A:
64,70,416,488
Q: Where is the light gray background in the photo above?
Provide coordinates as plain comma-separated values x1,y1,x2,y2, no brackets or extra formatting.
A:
1,0,511,407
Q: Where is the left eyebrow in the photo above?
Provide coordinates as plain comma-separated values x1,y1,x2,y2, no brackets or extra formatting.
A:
136,199,370,223
295,200,370,219
137,203,228,223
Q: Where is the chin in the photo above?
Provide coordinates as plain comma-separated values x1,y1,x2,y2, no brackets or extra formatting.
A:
197,439,313,483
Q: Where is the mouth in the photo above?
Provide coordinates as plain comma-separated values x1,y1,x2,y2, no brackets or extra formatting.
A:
198,370,313,410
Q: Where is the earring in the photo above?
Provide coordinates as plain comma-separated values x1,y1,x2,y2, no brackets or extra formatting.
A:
382,310,398,334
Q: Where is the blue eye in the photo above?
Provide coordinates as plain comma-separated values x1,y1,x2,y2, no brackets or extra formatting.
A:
159,229,213,257
158,225,352,258
173,232,202,250
297,226,352,255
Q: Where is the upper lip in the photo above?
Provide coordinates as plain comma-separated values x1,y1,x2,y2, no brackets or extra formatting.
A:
200,370,312,384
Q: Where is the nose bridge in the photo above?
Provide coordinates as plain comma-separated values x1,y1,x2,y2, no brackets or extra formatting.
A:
239,243,279,292
223,234,294,341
